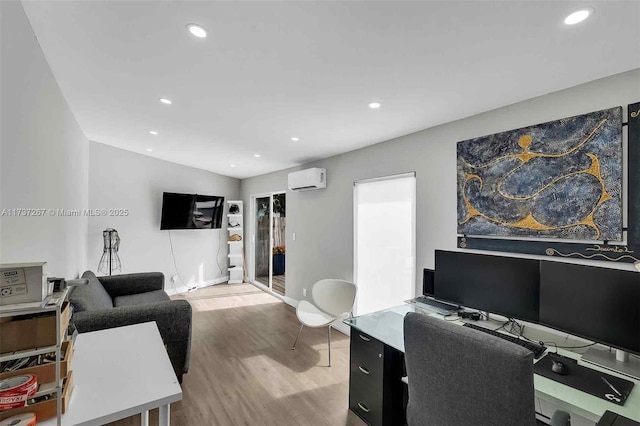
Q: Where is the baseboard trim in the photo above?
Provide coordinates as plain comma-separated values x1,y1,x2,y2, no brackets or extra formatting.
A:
283,296,298,308
332,321,350,336
167,275,230,295
207,275,231,286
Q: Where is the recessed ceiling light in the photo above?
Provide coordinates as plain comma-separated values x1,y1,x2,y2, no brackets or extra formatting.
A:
186,24,207,38
291,137,300,142
159,98,172,105
149,130,158,135
146,148,153,152
369,101,382,109
254,154,261,158
230,164,236,168
564,9,592,25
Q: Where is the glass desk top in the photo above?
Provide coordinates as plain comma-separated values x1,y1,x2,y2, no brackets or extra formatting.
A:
343,304,444,353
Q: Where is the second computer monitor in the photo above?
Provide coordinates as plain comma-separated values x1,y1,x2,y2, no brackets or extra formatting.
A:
434,250,540,322
540,261,640,355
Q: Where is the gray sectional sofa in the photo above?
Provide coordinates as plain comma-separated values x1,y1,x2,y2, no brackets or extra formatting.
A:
69,271,192,381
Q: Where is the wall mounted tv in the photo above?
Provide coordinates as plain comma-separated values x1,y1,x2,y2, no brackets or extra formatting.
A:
160,192,225,230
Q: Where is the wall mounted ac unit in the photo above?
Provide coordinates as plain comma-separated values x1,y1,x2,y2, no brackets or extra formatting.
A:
288,168,326,191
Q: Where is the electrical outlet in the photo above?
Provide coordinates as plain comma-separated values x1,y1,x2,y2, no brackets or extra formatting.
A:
303,288,307,297
171,275,178,283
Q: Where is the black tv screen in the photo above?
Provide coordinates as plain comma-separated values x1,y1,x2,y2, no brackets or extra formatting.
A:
160,192,225,230
540,261,640,355
434,250,540,322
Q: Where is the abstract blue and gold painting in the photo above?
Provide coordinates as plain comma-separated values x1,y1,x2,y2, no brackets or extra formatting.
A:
457,107,623,241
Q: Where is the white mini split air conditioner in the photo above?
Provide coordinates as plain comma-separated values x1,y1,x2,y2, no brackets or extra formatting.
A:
288,168,327,191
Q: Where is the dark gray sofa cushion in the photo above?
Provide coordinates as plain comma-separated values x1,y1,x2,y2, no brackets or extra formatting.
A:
69,271,114,312
114,290,170,307
99,272,164,298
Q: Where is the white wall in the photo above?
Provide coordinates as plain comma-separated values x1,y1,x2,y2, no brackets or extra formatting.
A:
0,1,89,278
88,142,240,293
240,69,640,304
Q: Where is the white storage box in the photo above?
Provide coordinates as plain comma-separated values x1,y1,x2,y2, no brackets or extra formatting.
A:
0,262,48,305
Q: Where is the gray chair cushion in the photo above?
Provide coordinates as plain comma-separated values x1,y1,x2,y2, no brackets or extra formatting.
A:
69,271,114,312
404,312,536,426
114,290,170,307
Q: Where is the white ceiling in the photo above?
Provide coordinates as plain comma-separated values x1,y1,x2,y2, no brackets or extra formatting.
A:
21,1,640,179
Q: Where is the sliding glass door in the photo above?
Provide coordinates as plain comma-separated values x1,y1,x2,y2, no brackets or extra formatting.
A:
254,196,271,287
271,193,286,296
252,192,286,296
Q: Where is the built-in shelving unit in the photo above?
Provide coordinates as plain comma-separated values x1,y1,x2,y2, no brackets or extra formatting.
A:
227,200,244,284
0,287,70,425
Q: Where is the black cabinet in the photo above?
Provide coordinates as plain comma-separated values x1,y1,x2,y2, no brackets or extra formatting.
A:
349,331,406,426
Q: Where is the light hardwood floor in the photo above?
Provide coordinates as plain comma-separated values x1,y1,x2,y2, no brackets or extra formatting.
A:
272,274,286,296
255,274,286,296
107,283,365,426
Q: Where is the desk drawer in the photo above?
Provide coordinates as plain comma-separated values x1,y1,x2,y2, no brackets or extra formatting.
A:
350,371,383,423
350,382,383,426
350,332,385,425
351,331,384,359
350,342,383,384
350,356,383,407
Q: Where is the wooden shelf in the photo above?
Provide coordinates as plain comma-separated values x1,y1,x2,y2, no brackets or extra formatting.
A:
0,344,58,363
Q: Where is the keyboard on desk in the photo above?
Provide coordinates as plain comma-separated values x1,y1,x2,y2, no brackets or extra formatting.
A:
463,323,547,359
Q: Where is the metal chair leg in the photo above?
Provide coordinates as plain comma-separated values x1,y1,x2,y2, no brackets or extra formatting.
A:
291,324,304,350
327,326,332,367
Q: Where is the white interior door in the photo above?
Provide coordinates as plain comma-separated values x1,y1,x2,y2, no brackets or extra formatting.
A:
354,173,416,315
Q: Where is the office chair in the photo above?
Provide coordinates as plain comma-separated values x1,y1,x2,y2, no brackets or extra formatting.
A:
291,279,357,367
403,313,570,426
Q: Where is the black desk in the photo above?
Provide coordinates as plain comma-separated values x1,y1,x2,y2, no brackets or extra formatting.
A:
344,304,640,426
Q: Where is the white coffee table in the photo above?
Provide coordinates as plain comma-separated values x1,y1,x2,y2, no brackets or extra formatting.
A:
41,321,182,426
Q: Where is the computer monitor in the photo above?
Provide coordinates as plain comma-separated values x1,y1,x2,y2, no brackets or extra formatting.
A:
540,261,640,355
434,250,540,322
